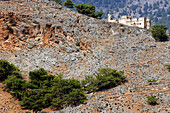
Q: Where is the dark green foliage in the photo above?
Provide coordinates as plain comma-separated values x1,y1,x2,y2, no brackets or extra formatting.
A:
52,0,62,5
0,59,19,80
7,25,13,33
2,61,125,112
146,95,158,105
147,79,157,82
166,64,170,72
47,74,86,108
13,69,85,112
3,76,26,92
151,25,168,41
2,75,26,100
81,68,126,93
25,112,31,113
75,3,103,19
0,60,26,100
75,3,95,17
63,0,75,8
20,89,49,112
76,41,80,46
29,68,48,81
96,12,103,19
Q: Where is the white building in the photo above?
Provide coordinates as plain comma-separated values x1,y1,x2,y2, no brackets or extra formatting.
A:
108,14,151,29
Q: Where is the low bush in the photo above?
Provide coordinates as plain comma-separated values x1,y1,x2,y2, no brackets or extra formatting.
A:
25,112,31,113
166,64,170,72
76,42,80,46
1,60,126,112
0,59,19,80
146,95,158,105
147,79,157,82
52,0,62,5
2,67,86,112
81,68,126,92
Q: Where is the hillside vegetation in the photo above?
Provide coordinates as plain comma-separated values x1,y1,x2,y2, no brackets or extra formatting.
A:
1,59,125,112
0,0,169,113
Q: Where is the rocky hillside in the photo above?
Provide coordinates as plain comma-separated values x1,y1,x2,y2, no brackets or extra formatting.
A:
0,0,169,113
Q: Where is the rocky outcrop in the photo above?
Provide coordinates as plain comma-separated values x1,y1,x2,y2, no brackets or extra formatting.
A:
0,0,169,113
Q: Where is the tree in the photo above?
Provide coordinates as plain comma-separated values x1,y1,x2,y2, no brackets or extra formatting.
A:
3,75,27,99
96,12,103,19
20,89,48,113
0,59,19,80
63,0,75,8
21,69,86,111
49,74,86,108
151,25,168,41
75,3,103,19
52,0,62,5
81,68,126,93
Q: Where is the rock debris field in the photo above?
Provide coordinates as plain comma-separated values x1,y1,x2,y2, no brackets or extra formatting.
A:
0,0,169,113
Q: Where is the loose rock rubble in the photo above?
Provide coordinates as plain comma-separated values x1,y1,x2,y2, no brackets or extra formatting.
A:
0,0,169,113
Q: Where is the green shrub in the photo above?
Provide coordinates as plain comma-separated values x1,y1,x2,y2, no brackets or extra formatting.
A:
29,68,48,81
166,64,170,72
21,70,86,112
151,25,168,41
75,3,103,19
0,59,19,80
0,60,26,99
52,0,62,5
146,95,158,105
2,61,126,112
25,112,31,113
76,42,80,46
81,68,126,92
63,0,75,8
3,76,26,91
147,79,157,82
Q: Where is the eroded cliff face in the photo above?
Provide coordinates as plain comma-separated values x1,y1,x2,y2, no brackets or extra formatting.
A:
0,0,169,113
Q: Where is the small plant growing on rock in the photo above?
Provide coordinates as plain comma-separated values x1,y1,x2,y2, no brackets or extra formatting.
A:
166,64,170,72
146,95,158,105
76,41,80,46
147,79,157,83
